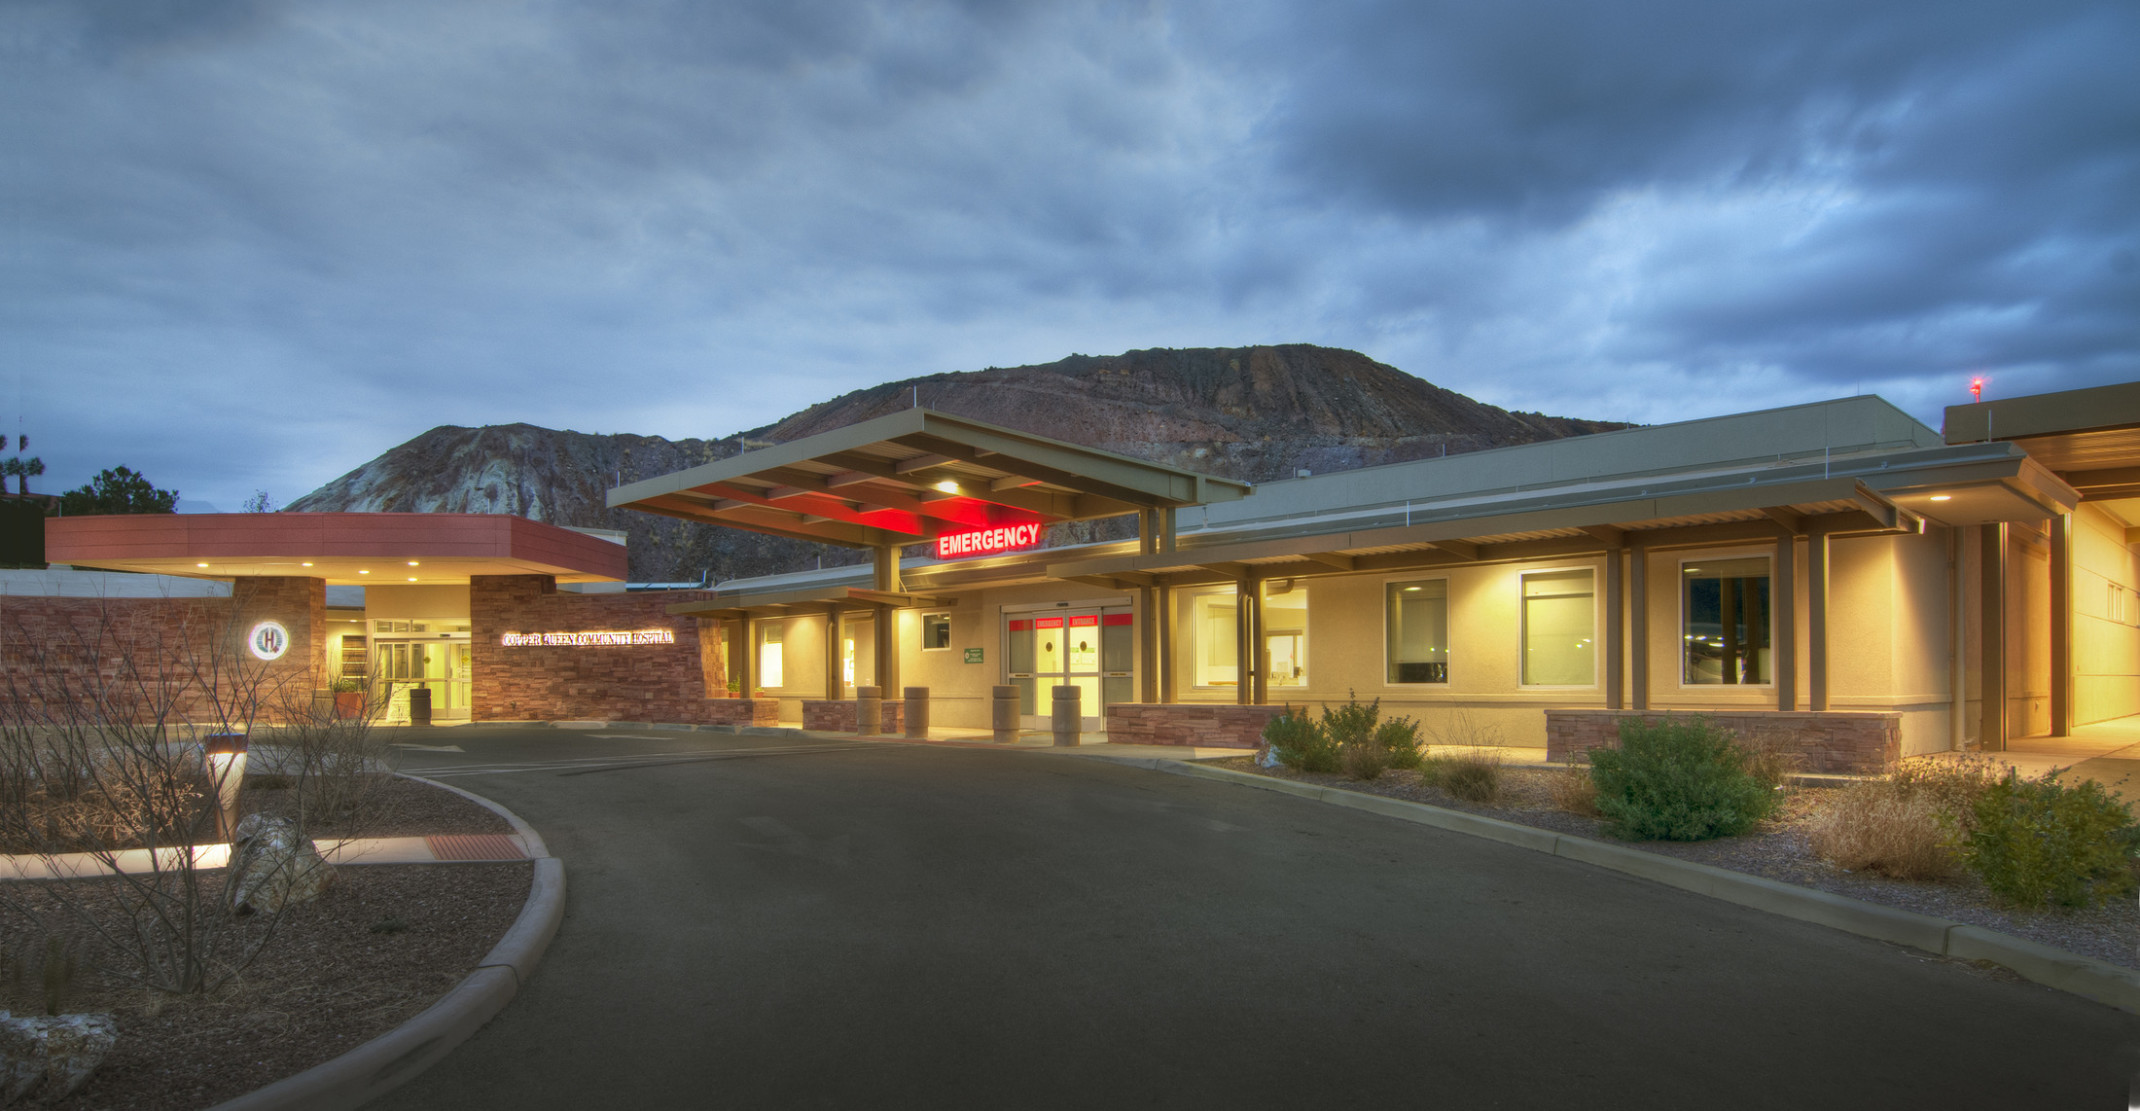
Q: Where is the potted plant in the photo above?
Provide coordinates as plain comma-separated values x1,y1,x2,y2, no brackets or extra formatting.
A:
331,678,365,720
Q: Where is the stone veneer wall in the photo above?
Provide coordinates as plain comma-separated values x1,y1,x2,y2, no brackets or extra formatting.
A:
1104,703,1289,748
470,575,726,723
0,576,326,725
1545,709,1902,774
801,700,904,734
702,698,780,727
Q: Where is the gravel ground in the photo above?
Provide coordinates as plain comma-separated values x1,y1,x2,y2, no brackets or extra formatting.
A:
0,779,530,1111
1217,757,2140,972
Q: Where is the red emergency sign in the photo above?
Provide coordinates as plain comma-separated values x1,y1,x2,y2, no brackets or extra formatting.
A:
936,522,1045,560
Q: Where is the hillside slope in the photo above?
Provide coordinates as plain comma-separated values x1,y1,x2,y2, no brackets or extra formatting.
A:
290,345,1626,580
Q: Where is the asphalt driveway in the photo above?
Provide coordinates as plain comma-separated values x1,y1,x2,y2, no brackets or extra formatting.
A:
371,726,2140,1109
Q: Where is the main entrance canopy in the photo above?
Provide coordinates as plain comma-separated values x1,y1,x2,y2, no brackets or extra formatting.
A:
607,408,1250,550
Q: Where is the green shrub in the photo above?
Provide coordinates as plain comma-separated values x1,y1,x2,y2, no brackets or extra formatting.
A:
1374,717,1423,770
1262,708,1339,774
1959,769,2140,909
1588,716,1778,841
1321,696,1380,748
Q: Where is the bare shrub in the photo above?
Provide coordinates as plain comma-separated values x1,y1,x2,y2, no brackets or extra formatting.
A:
1440,753,1503,804
0,594,330,995
259,680,398,837
1340,736,1390,781
1805,780,1958,880
1549,764,1600,817
1805,758,2007,881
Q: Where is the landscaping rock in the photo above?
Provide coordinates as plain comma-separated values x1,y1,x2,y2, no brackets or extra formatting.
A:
228,814,337,915
0,1011,118,1104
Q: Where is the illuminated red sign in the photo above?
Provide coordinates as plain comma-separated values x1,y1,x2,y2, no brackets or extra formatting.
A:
936,522,1045,560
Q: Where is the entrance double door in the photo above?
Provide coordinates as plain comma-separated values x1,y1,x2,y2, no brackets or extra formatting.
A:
1006,607,1133,731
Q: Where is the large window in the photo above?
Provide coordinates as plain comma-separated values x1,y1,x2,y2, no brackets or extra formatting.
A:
1521,569,1595,686
1386,579,1449,684
1262,581,1308,689
757,623,784,689
1683,556,1771,685
1386,577,1455,680
1190,588,1238,688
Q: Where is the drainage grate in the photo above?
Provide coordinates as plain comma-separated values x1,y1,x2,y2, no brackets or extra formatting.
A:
424,833,527,861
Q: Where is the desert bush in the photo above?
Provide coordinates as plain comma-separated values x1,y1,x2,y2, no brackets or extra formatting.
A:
263,681,396,835
1321,696,1380,749
1340,735,1391,780
1549,764,1600,817
1958,769,2140,909
1374,717,1423,770
1262,708,1338,773
1804,758,2004,880
1805,779,1957,880
1588,715,1778,841
1439,752,1502,804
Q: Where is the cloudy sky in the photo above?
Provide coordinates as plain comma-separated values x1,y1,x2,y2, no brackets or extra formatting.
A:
9,0,2136,511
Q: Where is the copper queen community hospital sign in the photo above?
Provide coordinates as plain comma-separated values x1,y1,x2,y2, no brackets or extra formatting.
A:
499,629,679,647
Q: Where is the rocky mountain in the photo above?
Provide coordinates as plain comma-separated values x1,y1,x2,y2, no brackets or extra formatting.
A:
289,345,1627,581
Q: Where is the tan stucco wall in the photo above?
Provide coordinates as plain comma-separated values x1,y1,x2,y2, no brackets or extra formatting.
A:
2072,503,2140,725
362,584,472,625
792,529,1977,752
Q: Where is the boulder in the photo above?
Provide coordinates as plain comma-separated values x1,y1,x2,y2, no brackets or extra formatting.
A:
0,1011,118,1104
227,814,337,915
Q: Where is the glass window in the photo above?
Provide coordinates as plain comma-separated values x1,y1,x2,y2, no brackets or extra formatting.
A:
1262,581,1308,689
1385,579,1449,684
1521,569,1595,686
1683,557,1771,685
922,612,952,650
1188,587,1238,688
757,623,784,689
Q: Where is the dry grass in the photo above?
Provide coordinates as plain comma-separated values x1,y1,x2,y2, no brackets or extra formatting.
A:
1340,739,1391,781
1804,756,2007,881
1548,765,1600,817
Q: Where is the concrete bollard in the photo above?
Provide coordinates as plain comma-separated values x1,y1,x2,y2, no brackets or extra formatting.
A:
1051,685,1081,747
991,685,1019,743
904,686,929,739
855,685,881,735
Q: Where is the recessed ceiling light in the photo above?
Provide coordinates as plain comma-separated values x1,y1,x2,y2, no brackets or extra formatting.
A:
1929,495,1952,502
301,561,314,567
195,562,209,568
358,570,369,575
407,577,418,582
407,561,419,566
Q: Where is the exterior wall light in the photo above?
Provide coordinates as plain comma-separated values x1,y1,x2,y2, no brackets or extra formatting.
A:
934,480,959,494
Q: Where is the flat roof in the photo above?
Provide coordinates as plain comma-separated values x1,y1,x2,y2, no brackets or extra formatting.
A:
47,513,629,585
608,407,1252,548
1946,380,2140,500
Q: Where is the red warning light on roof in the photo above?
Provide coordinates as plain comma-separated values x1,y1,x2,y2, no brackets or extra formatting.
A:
936,522,1045,560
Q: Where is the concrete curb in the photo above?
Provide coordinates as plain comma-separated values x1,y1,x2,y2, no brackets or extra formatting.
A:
1156,760,2140,1016
206,784,566,1111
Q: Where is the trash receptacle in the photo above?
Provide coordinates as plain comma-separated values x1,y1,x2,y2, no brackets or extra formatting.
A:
408,685,433,726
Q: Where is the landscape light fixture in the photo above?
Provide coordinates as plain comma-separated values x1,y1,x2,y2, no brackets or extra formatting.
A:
202,733,248,843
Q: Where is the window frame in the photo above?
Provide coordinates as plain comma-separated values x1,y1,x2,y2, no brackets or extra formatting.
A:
920,611,953,652
1516,564,1599,690
1381,574,1452,687
1676,549,1777,689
